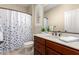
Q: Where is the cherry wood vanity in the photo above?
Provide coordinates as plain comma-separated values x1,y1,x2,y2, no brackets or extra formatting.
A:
34,36,79,55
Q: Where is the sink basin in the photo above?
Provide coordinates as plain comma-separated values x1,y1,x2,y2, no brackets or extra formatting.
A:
59,36,79,42
41,32,54,37
41,32,79,43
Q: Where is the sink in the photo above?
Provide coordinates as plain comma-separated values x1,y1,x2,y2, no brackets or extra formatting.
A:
41,32,53,37
41,32,59,39
59,36,79,42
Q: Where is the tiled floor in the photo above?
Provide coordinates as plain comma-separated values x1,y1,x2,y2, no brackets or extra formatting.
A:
0,47,34,55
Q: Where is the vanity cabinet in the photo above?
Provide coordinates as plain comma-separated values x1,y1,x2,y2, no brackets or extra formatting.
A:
34,36,79,55
46,40,79,55
34,36,45,55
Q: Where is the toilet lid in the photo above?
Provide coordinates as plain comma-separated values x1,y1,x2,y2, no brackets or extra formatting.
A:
24,41,33,45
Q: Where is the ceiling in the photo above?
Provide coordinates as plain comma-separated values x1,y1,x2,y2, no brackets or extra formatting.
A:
13,4,59,11
10,4,59,12
12,4,31,8
43,4,59,12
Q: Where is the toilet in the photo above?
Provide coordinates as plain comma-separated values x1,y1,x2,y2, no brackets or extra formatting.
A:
24,41,34,54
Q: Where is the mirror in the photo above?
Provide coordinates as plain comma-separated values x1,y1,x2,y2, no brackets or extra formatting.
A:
64,9,79,33
44,4,79,34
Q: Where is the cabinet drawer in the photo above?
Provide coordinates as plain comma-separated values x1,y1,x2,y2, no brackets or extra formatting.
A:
46,48,60,55
34,36,45,45
46,40,79,55
35,43,45,55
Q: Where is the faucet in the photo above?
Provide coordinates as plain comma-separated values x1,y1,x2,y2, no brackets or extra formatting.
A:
52,31,62,37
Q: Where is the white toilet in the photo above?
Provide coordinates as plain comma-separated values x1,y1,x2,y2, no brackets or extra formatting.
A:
24,41,34,54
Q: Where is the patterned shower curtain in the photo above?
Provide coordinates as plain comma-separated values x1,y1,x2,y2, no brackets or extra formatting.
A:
0,9,32,52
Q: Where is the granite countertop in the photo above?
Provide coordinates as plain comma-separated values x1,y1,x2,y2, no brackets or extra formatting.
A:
34,33,79,50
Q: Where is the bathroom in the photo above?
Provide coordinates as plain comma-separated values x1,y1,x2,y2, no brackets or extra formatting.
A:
0,4,79,55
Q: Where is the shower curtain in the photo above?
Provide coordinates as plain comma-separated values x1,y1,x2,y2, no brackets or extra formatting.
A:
0,9,32,52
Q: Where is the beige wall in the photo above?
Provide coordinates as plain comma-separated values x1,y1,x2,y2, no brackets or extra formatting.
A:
32,5,44,34
27,5,32,14
0,4,31,14
45,4,79,31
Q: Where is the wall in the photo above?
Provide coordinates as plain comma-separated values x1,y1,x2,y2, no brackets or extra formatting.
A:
32,5,44,34
0,4,31,14
27,5,32,14
45,4,79,31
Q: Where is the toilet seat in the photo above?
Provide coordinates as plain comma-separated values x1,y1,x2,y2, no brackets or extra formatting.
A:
24,41,34,47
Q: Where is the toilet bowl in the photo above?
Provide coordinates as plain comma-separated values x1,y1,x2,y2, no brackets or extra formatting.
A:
24,41,34,54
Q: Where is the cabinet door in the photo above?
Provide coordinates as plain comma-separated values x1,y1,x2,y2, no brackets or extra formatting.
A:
46,40,79,55
34,49,41,55
46,48,60,55
34,36,46,55
34,36,45,45
34,42,45,55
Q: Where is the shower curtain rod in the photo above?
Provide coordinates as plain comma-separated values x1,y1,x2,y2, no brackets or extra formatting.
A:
0,7,32,15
